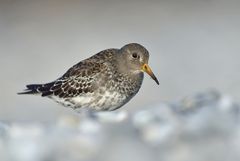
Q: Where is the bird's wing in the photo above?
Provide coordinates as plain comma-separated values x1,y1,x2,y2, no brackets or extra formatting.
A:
47,60,108,98
20,49,117,98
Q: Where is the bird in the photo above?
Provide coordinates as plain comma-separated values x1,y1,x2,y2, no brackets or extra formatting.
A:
18,43,159,112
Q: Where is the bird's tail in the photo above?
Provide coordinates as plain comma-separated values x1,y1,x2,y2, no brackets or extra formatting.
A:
18,82,54,96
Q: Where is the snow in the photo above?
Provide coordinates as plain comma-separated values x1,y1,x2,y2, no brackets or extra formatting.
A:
1,90,240,161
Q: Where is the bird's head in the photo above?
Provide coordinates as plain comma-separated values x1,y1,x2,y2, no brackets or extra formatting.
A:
118,43,159,85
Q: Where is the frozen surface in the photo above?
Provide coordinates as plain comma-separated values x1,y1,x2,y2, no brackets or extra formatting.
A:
1,90,240,161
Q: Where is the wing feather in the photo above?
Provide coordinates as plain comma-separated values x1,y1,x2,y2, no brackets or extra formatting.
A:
49,60,108,98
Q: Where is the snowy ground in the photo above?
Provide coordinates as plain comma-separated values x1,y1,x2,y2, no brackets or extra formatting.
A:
1,90,240,161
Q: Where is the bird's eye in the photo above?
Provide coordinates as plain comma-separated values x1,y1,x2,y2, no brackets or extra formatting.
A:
132,53,138,59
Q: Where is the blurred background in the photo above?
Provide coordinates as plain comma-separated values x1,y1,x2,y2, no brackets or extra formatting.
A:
0,0,240,121
1,0,240,161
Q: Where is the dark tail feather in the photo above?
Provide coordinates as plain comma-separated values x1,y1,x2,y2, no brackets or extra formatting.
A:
18,82,54,96
18,84,43,95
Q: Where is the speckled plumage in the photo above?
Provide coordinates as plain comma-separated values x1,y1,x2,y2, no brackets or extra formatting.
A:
19,43,159,112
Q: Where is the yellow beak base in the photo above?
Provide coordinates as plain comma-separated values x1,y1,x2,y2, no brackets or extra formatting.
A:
142,64,159,85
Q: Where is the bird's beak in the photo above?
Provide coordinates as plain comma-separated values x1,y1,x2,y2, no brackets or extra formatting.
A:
142,64,159,85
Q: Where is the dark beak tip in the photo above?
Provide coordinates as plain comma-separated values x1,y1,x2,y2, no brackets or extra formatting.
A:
152,76,159,85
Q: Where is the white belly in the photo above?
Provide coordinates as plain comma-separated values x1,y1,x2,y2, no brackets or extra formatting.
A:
69,90,128,111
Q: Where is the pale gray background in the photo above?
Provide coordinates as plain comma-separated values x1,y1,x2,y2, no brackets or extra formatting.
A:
0,0,239,121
